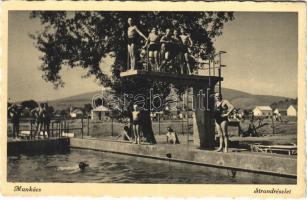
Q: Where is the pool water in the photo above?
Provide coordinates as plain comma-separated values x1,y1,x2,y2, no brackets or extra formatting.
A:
8,149,240,183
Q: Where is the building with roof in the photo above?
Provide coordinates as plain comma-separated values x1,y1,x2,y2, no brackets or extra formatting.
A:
70,107,84,118
273,108,287,116
287,105,297,117
91,105,110,120
252,106,272,116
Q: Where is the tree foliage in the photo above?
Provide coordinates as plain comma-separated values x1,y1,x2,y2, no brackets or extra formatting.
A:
30,11,234,101
20,99,38,110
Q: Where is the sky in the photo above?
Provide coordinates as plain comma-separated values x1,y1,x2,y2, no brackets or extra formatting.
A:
8,11,298,102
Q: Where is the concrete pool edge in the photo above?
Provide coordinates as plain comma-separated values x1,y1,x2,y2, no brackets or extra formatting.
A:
7,138,70,155
70,138,297,180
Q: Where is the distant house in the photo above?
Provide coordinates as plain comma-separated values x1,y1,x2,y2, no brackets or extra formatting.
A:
273,108,287,116
91,105,110,120
287,105,297,117
70,108,84,118
253,106,272,116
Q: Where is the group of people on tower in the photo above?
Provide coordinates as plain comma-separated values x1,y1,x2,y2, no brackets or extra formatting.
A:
127,18,194,74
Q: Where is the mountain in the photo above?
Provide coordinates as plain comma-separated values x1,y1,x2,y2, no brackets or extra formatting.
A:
221,88,288,109
47,88,288,110
48,91,102,110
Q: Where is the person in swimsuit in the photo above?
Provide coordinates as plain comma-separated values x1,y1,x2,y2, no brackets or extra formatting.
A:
144,28,160,71
31,103,45,139
166,127,180,144
8,104,21,139
160,28,173,72
172,29,184,74
127,18,147,70
132,104,141,144
43,103,51,138
57,162,89,173
180,27,193,74
116,125,132,141
214,93,234,153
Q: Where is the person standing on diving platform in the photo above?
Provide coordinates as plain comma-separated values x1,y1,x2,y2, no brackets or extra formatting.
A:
127,18,147,70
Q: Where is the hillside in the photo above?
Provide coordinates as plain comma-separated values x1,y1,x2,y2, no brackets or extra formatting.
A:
221,88,288,109
48,88,288,110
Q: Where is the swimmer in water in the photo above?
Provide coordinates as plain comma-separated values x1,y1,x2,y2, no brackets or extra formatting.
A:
79,162,89,170
57,162,89,173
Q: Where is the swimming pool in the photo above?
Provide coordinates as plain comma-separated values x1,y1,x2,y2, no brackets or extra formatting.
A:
8,149,243,183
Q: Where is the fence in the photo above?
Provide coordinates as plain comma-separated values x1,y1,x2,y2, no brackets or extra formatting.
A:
7,117,83,139
7,116,193,140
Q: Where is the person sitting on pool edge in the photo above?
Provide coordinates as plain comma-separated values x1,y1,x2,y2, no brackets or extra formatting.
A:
116,125,132,142
166,127,180,144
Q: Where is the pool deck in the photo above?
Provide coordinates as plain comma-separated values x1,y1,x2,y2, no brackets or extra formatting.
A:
70,137,296,181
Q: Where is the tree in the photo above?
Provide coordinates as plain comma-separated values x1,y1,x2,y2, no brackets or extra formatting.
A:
20,100,38,110
83,103,93,116
30,11,234,143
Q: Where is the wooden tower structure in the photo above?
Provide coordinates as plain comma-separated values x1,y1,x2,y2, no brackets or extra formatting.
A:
121,51,226,149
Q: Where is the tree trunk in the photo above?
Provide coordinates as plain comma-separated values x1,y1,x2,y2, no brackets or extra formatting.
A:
141,110,156,144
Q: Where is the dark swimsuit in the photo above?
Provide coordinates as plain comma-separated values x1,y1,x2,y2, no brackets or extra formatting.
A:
182,46,189,54
161,36,172,51
148,43,159,51
133,120,141,125
128,37,137,45
214,101,228,124
172,37,183,56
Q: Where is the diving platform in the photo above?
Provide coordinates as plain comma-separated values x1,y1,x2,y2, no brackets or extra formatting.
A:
120,70,222,87
120,69,223,149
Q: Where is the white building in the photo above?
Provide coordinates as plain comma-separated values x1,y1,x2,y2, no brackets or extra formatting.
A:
70,108,84,118
253,106,273,116
91,105,110,120
273,108,287,116
287,105,297,117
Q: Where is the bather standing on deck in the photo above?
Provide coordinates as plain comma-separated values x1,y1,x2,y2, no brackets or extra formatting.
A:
127,18,147,70
8,104,21,139
43,103,51,138
31,103,45,139
214,93,234,153
132,104,141,144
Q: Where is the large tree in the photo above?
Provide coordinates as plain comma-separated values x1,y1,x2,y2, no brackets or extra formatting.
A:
30,11,234,142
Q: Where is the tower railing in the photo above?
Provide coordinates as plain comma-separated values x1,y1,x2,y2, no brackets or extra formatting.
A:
126,48,226,80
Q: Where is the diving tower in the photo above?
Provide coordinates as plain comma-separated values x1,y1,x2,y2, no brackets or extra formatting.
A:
121,51,227,149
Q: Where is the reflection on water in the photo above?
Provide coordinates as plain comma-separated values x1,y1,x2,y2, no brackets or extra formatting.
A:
8,149,238,183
